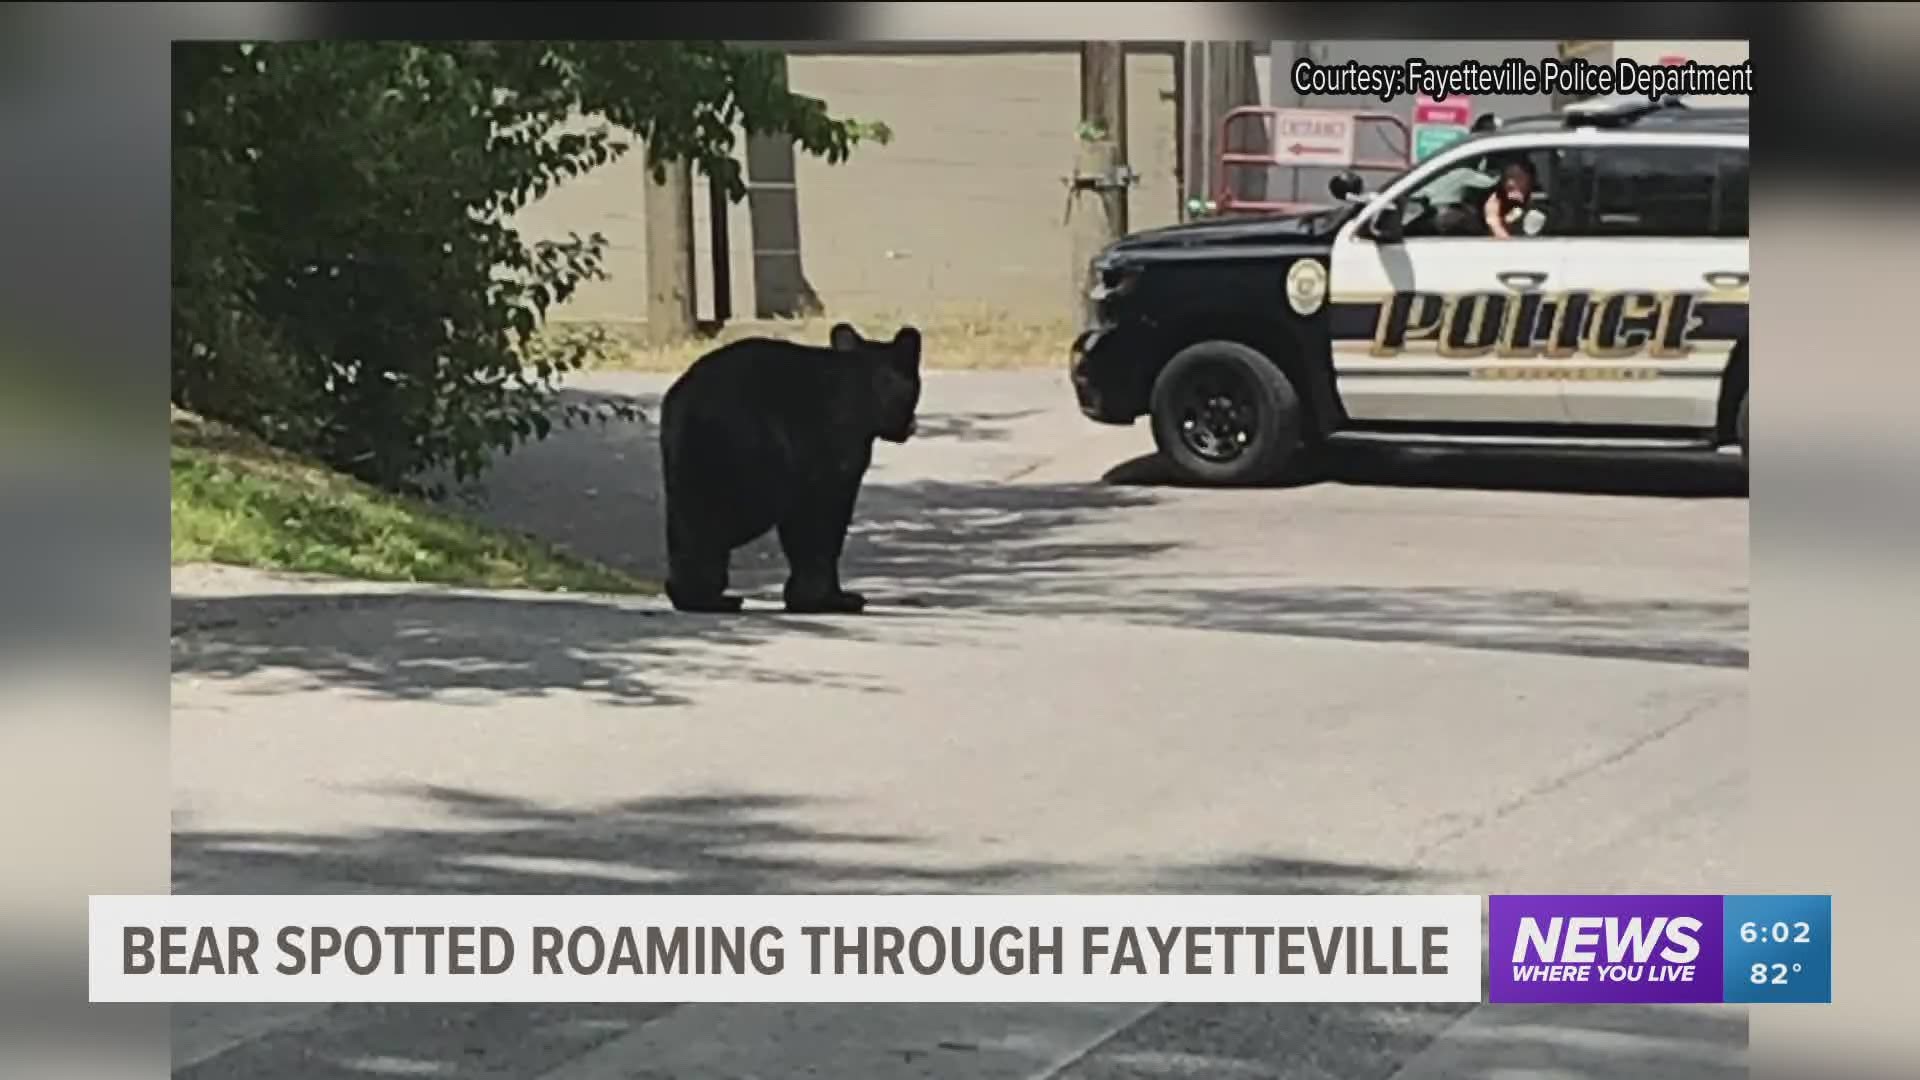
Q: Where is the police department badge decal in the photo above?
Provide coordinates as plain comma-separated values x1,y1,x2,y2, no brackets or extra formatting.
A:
1287,259,1328,316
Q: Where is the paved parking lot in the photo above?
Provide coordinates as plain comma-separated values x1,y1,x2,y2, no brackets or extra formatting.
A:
171,369,1749,1078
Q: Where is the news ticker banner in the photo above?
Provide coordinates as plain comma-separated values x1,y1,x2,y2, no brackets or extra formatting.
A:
88,893,1830,1006
91,894,1481,1004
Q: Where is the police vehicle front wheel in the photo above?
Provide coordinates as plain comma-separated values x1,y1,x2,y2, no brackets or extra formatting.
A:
1149,341,1304,486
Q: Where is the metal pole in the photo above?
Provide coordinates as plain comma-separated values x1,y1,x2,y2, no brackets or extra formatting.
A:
707,164,732,327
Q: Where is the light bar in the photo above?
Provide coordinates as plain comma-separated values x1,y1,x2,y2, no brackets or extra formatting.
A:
1561,94,1688,128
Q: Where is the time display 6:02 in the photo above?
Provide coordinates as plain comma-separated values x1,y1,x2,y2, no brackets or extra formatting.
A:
1739,920,1813,945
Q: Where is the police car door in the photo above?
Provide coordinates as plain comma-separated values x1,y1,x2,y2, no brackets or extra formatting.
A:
1552,137,1749,429
1328,140,1575,425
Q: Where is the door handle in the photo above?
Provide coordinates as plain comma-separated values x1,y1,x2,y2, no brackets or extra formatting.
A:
1497,271,1548,290
1704,271,1749,289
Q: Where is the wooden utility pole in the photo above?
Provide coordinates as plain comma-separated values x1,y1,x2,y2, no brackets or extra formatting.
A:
1080,41,1129,213
644,145,697,344
1208,42,1262,206
1069,42,1130,325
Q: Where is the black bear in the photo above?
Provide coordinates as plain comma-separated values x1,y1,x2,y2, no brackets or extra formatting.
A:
658,323,922,614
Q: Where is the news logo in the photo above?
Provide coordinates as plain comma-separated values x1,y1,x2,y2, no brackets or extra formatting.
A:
1489,894,1833,1005
1490,895,1723,1004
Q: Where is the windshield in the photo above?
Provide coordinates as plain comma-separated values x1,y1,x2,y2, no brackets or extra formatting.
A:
1352,130,1501,204
1412,163,1499,205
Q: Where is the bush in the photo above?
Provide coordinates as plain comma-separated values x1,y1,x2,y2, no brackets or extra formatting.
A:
172,41,888,495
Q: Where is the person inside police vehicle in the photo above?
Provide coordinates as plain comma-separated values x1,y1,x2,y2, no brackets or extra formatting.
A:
1484,156,1540,239
1393,148,1553,240
1398,160,1497,238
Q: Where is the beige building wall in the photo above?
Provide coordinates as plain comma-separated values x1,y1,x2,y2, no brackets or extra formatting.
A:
512,48,1272,326
770,50,1179,320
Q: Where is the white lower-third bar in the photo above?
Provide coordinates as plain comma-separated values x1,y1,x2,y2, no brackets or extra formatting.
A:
90,893,1484,1004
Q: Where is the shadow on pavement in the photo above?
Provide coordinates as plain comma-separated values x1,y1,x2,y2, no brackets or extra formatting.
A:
173,783,1437,897
1060,1000,1745,1080
841,479,1175,607
171,591,911,707
170,476,1179,705
836,488,1749,668
177,787,1045,896
900,407,1047,444
1105,442,1749,500
1063,585,1749,670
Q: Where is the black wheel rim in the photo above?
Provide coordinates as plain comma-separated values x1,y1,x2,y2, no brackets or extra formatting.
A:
1175,365,1259,463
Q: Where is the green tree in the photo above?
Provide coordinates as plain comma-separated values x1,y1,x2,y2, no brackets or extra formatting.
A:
172,41,889,494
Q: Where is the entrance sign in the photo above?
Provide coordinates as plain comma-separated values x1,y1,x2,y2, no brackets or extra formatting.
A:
1267,109,1358,167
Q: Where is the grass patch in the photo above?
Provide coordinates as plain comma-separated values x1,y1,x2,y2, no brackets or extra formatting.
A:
552,303,1077,374
170,409,656,595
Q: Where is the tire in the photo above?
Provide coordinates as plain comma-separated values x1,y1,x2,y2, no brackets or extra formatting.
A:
1148,339,1305,486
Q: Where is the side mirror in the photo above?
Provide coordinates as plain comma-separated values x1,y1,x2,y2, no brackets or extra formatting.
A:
1368,203,1404,244
1328,170,1365,202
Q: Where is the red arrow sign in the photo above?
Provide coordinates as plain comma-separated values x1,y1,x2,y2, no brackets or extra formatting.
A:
1269,108,1358,166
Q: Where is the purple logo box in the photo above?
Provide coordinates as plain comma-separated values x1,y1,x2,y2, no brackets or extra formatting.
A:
1489,895,1724,1004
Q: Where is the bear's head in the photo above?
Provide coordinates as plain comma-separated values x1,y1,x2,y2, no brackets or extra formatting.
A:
830,322,922,444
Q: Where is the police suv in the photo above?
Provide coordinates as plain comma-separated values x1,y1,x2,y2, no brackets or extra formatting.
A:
1070,95,1749,485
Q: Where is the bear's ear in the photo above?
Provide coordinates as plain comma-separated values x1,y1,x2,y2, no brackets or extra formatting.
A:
829,323,862,352
891,326,923,366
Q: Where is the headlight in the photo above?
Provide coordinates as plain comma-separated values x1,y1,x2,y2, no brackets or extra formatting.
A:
1089,260,1139,302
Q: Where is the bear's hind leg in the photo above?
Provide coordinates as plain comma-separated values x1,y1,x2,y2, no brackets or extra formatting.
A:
665,550,742,614
664,498,745,614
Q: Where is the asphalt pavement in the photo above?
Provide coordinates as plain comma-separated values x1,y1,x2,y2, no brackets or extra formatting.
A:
170,368,1750,1078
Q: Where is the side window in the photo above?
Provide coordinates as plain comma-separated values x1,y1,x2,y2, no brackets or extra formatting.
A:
1395,145,1568,240
1583,146,1721,238
1714,148,1749,238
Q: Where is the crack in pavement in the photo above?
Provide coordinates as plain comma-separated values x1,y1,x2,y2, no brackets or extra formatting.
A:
1039,691,1733,1078
1407,691,1729,868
